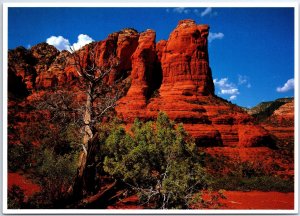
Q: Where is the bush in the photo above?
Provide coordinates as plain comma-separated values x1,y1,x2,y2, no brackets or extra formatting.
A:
210,175,294,192
19,122,81,208
103,112,210,209
8,142,35,172
30,148,78,208
8,185,25,209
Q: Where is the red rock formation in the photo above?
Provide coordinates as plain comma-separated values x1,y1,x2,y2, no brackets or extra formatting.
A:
160,19,214,96
262,99,294,142
117,19,274,148
117,29,157,115
36,50,71,88
8,47,37,91
7,19,295,185
8,19,287,155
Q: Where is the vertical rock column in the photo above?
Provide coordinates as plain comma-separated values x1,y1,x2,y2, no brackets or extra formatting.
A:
116,29,157,121
160,19,214,97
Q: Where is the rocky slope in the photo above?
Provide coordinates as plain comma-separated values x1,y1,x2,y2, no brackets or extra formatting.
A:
247,97,293,123
8,19,293,175
260,99,294,145
247,98,294,142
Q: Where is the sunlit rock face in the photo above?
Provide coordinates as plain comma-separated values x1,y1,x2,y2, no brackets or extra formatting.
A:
117,19,275,149
9,19,276,149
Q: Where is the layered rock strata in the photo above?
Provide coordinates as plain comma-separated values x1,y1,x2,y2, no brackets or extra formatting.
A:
9,20,276,149
116,19,274,148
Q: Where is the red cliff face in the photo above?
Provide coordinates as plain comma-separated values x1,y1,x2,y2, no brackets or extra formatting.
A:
8,47,38,91
9,19,283,153
261,99,294,142
117,29,157,114
161,19,214,96
117,19,274,149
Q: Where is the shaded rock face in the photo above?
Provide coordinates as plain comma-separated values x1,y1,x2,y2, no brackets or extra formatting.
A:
9,19,275,149
260,99,294,143
8,46,38,91
117,29,162,110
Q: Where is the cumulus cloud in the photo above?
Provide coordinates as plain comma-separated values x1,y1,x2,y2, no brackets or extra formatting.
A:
46,36,70,51
214,77,240,100
208,32,224,43
276,78,294,93
221,88,239,95
46,34,94,52
72,34,94,51
229,95,237,100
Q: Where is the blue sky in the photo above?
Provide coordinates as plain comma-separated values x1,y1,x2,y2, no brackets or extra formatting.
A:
8,7,294,108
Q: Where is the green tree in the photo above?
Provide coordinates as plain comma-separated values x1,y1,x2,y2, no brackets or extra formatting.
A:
103,112,210,209
32,149,78,208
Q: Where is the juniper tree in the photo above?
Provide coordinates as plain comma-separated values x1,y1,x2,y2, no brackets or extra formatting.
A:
103,112,210,209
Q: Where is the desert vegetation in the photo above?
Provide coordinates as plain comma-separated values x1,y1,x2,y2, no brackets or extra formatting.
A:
8,110,294,208
7,19,294,210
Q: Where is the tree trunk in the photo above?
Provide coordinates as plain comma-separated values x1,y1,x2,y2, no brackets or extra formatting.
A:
71,84,97,199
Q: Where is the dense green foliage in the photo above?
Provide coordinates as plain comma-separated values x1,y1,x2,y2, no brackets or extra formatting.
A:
8,185,25,209
7,121,80,208
34,149,78,206
8,142,35,172
103,112,210,209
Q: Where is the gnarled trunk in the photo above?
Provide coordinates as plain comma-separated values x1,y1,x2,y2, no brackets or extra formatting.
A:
71,84,98,199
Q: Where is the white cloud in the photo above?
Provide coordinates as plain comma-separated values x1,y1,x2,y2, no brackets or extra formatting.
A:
208,32,224,43
221,89,239,95
46,34,94,52
173,7,190,14
229,95,237,101
214,78,230,88
214,78,240,95
214,77,240,100
46,36,70,51
72,34,94,51
276,78,294,93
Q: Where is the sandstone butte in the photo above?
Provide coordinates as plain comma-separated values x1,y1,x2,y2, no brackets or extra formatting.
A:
8,19,293,175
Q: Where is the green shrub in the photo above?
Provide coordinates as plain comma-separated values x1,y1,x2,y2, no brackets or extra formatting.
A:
32,149,78,208
8,143,35,172
210,175,294,192
103,112,211,209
